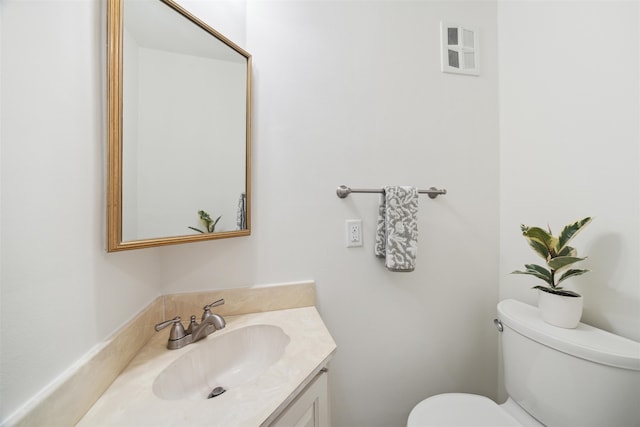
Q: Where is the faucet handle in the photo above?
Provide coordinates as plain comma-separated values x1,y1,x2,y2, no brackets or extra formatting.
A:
202,299,225,321
203,298,225,311
154,316,186,341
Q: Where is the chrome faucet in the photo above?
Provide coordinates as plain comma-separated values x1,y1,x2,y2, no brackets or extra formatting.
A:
154,299,226,350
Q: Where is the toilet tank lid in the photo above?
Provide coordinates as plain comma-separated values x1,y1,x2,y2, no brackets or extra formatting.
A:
498,299,640,371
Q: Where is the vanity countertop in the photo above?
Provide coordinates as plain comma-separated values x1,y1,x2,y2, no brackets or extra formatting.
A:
77,307,336,427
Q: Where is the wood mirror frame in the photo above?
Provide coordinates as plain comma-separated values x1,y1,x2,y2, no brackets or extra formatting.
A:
107,0,251,252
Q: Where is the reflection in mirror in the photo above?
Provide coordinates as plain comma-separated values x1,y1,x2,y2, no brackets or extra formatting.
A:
107,0,251,251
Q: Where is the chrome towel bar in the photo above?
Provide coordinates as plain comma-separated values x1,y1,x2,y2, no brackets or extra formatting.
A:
336,185,447,199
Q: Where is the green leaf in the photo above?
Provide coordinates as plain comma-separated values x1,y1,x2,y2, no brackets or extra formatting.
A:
198,210,212,222
512,264,553,285
557,217,592,254
557,245,577,257
522,226,557,258
548,256,586,270
188,226,204,234
527,239,551,260
208,215,222,233
207,215,222,233
557,268,589,285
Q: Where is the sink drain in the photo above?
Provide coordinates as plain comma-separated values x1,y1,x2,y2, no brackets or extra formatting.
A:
207,386,226,399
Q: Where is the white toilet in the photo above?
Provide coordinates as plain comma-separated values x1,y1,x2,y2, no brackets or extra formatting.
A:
408,299,640,427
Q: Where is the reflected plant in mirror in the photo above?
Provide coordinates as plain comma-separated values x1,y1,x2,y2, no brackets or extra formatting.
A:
188,210,222,234
107,0,251,251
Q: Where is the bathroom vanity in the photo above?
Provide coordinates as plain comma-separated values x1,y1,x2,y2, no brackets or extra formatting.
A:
6,282,333,426
270,369,329,427
77,306,336,426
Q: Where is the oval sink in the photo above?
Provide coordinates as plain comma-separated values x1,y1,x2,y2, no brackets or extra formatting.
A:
152,324,290,400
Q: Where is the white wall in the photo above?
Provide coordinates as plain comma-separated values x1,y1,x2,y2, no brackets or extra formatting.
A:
498,1,640,342
163,2,500,426
253,3,500,426
0,1,162,422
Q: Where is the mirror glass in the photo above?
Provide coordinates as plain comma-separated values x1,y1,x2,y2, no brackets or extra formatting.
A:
107,0,251,251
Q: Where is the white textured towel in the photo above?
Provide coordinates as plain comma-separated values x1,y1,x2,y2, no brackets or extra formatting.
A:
236,192,246,230
375,194,387,257
375,186,419,272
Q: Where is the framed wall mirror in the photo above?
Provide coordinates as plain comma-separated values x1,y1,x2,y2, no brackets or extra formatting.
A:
107,0,251,251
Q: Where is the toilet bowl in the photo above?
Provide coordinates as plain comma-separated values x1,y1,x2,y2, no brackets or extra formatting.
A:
407,299,640,427
407,394,542,427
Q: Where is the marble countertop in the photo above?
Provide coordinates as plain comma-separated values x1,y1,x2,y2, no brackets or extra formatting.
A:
77,307,336,427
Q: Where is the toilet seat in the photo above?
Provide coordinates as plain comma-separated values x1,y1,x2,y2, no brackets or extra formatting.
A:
407,393,522,427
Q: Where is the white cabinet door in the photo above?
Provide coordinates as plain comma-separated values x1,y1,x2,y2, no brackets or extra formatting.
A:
270,371,329,427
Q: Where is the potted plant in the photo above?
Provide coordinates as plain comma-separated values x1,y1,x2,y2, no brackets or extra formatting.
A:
511,217,592,328
188,210,222,234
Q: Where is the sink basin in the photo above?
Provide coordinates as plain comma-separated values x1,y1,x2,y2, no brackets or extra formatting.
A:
152,324,290,400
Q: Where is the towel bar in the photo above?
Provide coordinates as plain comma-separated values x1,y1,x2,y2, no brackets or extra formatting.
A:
336,185,447,199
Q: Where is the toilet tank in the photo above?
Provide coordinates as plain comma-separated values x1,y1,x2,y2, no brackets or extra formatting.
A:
497,299,640,427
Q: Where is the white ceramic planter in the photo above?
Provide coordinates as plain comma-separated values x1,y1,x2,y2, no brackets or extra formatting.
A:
537,290,583,328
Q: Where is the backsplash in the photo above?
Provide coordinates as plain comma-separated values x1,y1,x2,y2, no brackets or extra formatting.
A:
164,280,316,320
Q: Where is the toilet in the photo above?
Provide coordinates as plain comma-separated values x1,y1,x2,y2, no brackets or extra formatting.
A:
408,299,640,427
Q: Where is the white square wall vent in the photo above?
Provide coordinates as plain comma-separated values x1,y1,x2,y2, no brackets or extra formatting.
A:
440,22,479,76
